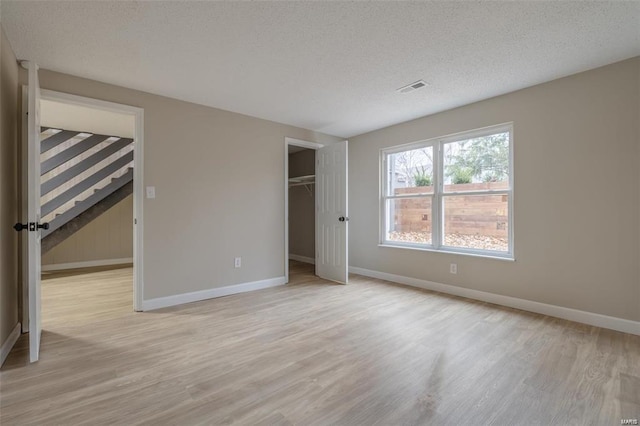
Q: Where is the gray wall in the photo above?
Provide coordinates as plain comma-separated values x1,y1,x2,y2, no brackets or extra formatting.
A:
0,26,19,346
20,68,340,300
288,149,315,260
349,57,640,322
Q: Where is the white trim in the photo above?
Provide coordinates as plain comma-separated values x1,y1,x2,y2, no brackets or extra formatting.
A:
38,89,144,312
289,254,315,265
377,243,516,261
142,276,287,311
349,266,640,336
133,110,144,312
284,137,323,283
42,258,133,272
1,322,22,367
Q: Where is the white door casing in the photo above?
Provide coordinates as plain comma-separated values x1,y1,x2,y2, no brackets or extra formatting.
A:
315,140,348,284
24,61,42,362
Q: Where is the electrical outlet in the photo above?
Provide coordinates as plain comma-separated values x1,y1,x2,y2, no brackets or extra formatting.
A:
234,257,241,268
450,263,457,274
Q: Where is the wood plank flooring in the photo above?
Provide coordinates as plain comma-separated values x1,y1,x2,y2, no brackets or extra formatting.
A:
1,261,639,425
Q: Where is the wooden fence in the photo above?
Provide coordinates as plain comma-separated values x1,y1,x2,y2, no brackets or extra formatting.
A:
393,183,508,237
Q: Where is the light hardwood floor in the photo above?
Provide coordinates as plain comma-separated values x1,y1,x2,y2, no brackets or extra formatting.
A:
1,261,639,425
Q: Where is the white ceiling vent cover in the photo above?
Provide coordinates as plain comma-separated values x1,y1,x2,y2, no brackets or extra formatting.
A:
396,80,428,94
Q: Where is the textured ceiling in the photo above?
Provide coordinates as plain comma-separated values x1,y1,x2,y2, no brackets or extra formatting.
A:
2,1,639,138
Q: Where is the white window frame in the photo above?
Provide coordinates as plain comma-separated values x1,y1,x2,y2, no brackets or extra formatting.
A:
380,123,514,260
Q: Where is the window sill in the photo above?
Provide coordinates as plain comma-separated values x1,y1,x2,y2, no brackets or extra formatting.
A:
378,243,515,262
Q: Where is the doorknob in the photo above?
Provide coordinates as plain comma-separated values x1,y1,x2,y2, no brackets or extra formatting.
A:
338,216,349,222
13,222,30,232
14,222,49,232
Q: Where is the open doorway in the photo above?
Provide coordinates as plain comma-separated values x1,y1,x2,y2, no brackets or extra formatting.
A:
284,138,322,282
39,99,134,268
284,137,349,285
20,87,144,346
287,144,317,280
39,98,134,325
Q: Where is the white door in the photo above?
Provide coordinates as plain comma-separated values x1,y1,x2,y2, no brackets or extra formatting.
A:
24,61,42,362
316,140,348,284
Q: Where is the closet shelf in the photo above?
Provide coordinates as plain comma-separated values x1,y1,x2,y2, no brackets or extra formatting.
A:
288,174,315,187
288,174,315,196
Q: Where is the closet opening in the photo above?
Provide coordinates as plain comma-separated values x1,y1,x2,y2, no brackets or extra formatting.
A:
284,138,322,282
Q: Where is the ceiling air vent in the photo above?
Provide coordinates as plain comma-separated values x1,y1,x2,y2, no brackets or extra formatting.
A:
396,80,428,94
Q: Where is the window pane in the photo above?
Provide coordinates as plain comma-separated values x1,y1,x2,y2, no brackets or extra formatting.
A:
443,194,509,252
387,146,434,196
443,132,509,192
386,197,432,245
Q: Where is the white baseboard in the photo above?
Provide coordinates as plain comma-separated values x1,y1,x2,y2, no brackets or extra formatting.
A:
289,254,315,265
42,258,134,272
1,322,21,367
142,276,287,311
349,266,640,336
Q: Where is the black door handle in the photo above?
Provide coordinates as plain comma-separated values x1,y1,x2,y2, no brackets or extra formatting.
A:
14,222,49,232
13,223,29,232
338,216,349,222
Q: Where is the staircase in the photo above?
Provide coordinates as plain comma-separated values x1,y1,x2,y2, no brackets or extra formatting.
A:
39,127,134,254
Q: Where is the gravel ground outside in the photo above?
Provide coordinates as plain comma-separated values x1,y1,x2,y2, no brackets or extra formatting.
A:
388,231,508,252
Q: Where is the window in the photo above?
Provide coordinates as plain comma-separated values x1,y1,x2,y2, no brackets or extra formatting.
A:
381,124,513,258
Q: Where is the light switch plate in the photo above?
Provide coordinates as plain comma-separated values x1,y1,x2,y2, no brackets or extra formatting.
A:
146,186,156,199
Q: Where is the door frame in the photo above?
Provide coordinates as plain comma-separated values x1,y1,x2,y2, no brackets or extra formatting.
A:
284,137,323,283
21,88,145,327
